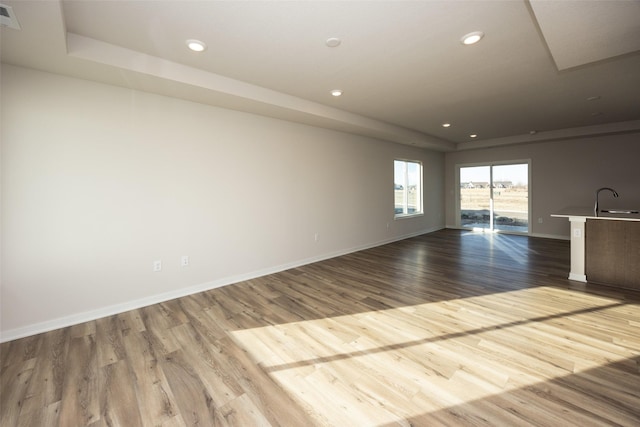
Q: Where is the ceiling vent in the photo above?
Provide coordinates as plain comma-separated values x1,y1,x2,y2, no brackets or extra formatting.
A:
0,4,21,30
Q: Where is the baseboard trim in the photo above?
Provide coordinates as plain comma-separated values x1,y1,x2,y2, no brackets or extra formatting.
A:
529,232,569,240
1,226,443,343
445,226,569,241
568,273,587,282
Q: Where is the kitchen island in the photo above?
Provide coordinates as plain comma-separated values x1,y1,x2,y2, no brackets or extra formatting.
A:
551,207,640,290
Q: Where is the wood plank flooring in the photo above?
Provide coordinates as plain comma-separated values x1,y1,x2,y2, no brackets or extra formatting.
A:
2,229,639,426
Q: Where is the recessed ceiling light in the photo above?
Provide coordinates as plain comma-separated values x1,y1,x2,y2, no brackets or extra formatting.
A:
442,123,451,128
186,39,207,52
461,31,484,45
326,37,341,47
330,89,343,97
469,134,478,138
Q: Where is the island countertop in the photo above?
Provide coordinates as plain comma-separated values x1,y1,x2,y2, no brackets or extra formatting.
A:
551,206,640,222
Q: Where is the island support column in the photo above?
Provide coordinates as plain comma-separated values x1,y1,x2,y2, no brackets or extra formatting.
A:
568,216,587,282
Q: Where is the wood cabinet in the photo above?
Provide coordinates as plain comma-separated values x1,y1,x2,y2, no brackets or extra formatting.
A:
586,219,640,290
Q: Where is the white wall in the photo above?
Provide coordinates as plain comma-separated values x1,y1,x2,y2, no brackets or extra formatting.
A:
444,134,640,238
1,65,445,340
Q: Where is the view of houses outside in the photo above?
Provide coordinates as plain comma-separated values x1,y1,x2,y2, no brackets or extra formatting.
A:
460,164,529,232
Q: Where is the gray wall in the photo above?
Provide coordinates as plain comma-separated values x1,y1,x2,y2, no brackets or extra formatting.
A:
1,65,445,339
445,134,640,238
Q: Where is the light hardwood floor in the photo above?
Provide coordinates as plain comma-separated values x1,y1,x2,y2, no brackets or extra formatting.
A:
2,229,639,426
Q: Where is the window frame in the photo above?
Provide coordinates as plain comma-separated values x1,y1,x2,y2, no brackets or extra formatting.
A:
394,159,423,219
455,159,531,234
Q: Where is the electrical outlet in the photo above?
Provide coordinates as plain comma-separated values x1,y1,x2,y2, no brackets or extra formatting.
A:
181,255,189,267
538,217,543,224
153,260,162,272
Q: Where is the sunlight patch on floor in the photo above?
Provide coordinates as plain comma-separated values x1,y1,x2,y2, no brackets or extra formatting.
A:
462,230,538,265
230,286,635,425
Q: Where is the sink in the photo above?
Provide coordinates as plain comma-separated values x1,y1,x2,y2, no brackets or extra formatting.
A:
600,209,639,214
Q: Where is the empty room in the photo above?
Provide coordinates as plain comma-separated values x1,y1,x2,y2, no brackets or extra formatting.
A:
1,1,639,426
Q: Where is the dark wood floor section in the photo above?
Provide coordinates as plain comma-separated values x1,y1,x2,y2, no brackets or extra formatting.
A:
2,229,639,426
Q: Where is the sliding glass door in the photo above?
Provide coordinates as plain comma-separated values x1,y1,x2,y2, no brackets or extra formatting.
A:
459,162,529,233
460,166,491,229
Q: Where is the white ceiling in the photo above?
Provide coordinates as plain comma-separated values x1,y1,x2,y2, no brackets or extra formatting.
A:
2,0,639,151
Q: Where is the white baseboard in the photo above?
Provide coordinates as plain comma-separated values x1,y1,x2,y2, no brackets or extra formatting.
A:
568,273,587,282
0,226,443,343
528,232,570,240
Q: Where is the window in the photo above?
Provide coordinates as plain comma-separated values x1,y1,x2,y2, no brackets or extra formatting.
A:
458,161,530,233
394,159,422,217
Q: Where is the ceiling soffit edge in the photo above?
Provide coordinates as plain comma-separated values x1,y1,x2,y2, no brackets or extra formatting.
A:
455,120,640,151
65,33,455,152
529,0,640,71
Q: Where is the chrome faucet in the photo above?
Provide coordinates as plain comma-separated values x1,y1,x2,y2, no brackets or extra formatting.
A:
594,187,619,216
